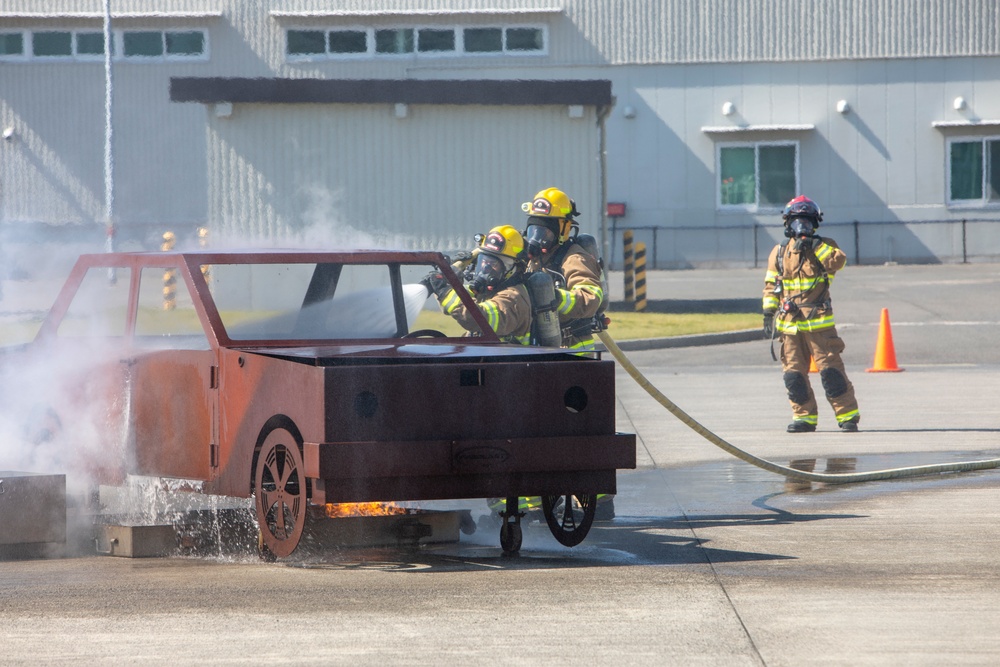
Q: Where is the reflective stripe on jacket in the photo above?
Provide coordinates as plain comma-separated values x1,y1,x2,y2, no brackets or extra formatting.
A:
762,237,846,335
440,283,531,344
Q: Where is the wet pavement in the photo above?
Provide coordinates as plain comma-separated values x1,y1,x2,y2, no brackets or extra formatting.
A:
1,263,999,665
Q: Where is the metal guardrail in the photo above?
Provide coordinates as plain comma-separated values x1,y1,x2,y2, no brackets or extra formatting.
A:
608,218,1000,269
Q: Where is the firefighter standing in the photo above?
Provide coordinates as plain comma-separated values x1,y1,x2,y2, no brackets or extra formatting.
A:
422,225,532,344
521,187,605,351
763,196,861,433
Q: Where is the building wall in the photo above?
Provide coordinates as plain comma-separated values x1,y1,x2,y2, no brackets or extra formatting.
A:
1,0,998,266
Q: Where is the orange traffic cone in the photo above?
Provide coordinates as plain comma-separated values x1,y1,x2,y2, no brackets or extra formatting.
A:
867,308,904,372
809,356,818,373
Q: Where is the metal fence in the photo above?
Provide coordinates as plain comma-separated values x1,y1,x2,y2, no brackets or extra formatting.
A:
607,218,1000,270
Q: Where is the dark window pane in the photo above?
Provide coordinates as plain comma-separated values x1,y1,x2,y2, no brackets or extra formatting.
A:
287,30,325,55
329,30,366,54
720,147,755,205
988,140,1000,203
950,141,982,201
33,31,72,57
124,31,163,57
0,33,24,56
506,27,543,51
418,29,454,52
166,31,204,55
465,27,502,52
76,32,105,55
759,145,797,206
375,29,413,54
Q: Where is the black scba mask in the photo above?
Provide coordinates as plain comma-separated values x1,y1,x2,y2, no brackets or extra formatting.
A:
469,252,511,296
524,217,561,258
785,217,816,238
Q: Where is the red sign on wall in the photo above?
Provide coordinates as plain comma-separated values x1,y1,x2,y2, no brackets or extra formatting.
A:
606,202,626,217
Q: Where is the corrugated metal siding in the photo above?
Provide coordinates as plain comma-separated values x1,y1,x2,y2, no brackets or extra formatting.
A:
566,0,1000,64
206,103,599,246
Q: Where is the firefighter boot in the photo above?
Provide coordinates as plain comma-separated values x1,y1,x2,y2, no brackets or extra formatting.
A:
787,420,817,433
838,417,859,432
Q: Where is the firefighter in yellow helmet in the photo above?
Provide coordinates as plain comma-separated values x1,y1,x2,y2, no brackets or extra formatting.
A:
521,187,606,351
763,195,861,433
421,225,532,344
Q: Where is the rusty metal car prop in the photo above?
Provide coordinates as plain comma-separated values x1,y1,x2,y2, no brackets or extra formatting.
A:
13,250,635,557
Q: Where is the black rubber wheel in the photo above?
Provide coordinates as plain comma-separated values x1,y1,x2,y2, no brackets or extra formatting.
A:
402,329,447,338
542,494,597,547
253,426,307,559
499,520,523,554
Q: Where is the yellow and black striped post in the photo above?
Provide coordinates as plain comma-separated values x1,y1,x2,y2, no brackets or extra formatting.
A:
197,226,211,286
161,231,176,311
623,229,635,303
634,241,647,312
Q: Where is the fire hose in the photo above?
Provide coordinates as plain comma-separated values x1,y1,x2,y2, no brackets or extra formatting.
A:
596,330,1000,484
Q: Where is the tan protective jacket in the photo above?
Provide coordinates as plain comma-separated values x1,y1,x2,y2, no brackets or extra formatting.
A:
439,283,531,344
763,237,847,334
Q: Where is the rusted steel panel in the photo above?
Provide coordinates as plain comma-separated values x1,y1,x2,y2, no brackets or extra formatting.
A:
312,471,619,506
130,351,214,481
303,435,636,480
323,359,619,443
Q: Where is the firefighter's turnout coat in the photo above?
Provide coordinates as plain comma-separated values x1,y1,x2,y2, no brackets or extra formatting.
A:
538,242,605,350
763,237,860,426
438,283,531,344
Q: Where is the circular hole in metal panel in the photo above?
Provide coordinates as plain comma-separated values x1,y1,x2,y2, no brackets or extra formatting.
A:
564,386,588,413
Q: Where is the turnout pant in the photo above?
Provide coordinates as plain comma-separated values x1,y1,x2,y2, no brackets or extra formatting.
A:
780,327,860,425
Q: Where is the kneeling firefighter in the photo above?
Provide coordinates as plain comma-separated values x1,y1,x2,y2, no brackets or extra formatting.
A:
422,225,532,344
763,195,861,433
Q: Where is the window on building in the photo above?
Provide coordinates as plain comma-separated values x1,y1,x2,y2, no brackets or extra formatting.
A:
285,23,545,60
122,29,206,59
76,32,105,56
0,32,24,57
718,142,798,209
287,29,325,55
949,137,1000,205
33,31,73,57
165,31,204,56
329,29,367,54
506,27,544,52
375,28,414,54
417,28,455,53
464,27,502,52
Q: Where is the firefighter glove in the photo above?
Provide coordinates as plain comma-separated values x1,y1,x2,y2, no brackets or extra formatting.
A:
420,271,451,299
794,235,822,253
763,311,776,338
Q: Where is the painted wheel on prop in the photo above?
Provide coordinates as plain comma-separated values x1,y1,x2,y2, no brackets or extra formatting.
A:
542,494,597,547
253,425,307,559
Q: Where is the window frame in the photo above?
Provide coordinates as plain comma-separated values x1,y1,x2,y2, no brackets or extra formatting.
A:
0,28,208,62
946,135,1000,209
715,140,800,213
0,31,28,60
284,22,547,62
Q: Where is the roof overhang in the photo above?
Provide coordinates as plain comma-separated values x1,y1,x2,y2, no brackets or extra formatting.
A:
932,120,1000,130
701,124,816,135
170,77,613,107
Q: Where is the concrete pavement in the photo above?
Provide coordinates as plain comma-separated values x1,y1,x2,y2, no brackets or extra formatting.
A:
0,262,998,665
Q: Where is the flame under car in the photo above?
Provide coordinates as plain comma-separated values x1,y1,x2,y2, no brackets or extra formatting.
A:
20,250,635,557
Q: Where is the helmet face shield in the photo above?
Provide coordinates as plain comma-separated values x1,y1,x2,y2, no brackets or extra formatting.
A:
788,217,816,237
524,218,560,258
470,252,512,295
